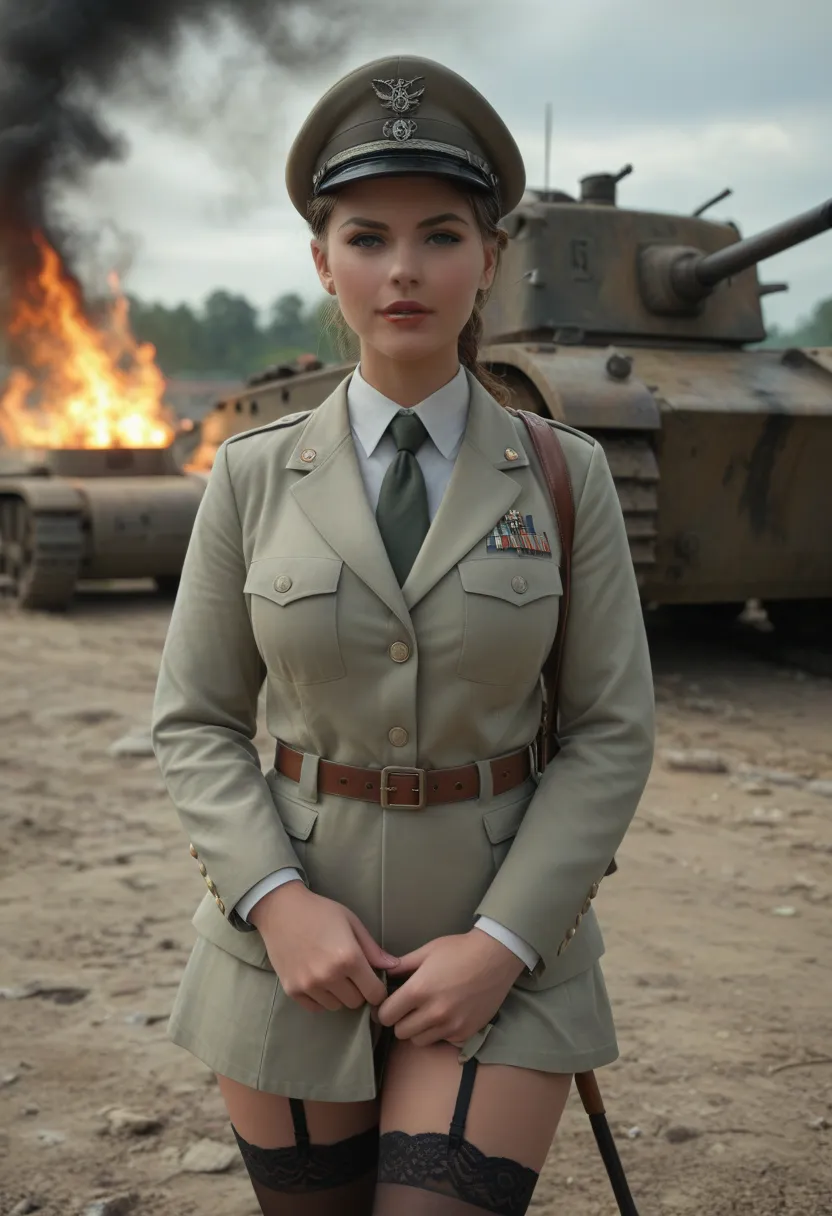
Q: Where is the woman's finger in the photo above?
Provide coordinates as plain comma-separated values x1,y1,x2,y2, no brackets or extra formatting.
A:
377,978,420,1028
393,1005,442,1042
293,993,330,1014
308,986,344,1013
329,977,367,1011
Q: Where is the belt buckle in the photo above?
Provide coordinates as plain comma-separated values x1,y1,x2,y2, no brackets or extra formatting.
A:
380,766,427,810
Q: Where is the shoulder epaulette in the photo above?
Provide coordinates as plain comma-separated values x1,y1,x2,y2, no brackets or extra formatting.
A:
540,415,596,447
226,410,312,445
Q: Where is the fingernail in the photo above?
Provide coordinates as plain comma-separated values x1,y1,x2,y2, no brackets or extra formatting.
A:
382,953,399,967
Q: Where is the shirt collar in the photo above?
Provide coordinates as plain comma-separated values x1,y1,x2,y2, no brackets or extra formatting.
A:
347,363,469,460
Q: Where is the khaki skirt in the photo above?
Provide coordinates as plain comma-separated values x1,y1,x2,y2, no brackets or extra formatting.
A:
168,935,618,1101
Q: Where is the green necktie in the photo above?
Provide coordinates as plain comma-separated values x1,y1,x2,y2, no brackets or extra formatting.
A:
376,411,430,585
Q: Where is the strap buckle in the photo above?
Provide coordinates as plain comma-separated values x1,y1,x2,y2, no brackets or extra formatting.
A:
380,766,427,810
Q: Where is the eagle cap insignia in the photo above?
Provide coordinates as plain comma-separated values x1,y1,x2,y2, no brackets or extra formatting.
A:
371,76,426,115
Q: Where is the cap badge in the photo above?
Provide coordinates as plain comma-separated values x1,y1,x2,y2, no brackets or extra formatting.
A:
372,77,425,144
384,117,418,142
372,76,425,115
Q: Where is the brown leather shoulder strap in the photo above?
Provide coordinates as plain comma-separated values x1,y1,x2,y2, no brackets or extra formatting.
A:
511,410,619,879
511,410,575,766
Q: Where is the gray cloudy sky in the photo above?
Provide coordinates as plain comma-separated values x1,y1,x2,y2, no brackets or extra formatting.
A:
68,0,832,332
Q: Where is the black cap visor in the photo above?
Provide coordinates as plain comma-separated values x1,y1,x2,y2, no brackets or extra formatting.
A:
315,150,497,199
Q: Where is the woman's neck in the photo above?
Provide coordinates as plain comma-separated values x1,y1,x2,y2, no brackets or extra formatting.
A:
358,345,461,407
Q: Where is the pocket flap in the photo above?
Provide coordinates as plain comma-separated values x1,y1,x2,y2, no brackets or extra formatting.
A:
245,556,343,606
483,798,528,845
459,558,562,606
265,770,319,840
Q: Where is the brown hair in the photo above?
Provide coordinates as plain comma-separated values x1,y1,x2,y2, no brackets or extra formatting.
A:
307,185,510,405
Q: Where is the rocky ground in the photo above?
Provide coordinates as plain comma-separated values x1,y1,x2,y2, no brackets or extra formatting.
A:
1,592,830,1216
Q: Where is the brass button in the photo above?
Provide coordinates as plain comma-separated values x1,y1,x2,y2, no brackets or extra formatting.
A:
206,878,217,895
565,926,576,941
389,641,411,663
216,898,226,915
198,862,207,877
505,447,519,461
388,727,409,748
300,448,316,463
590,882,600,899
511,575,528,595
274,575,293,594
189,843,198,859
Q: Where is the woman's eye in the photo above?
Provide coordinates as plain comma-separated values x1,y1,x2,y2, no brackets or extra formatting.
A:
349,234,383,249
427,232,461,246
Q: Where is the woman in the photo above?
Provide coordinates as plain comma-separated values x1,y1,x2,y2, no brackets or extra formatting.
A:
152,54,655,1216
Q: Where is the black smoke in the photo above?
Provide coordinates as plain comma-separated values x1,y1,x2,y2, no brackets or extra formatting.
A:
0,0,421,324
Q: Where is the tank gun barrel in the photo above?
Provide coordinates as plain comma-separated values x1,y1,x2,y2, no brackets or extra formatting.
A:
675,199,832,300
638,198,832,316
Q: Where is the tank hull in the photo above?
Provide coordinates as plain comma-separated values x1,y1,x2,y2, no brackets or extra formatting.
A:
0,446,206,608
484,340,832,605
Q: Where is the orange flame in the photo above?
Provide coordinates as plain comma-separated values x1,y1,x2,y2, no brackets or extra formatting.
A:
0,233,175,449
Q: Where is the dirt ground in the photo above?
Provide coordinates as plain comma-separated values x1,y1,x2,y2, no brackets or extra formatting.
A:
1,592,830,1216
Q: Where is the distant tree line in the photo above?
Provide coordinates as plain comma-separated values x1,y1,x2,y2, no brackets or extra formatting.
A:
126,290,342,378
127,288,832,371
2,284,831,378
760,296,832,349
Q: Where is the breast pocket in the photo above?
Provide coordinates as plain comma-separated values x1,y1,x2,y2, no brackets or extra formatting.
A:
245,556,345,684
457,558,562,687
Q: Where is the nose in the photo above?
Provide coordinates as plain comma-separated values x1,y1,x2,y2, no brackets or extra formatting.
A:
388,241,421,290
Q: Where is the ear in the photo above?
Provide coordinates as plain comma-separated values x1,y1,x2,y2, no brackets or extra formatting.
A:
479,237,498,292
311,238,336,296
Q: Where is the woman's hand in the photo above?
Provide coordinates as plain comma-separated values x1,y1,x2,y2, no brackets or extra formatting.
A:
249,883,397,1015
376,928,527,1047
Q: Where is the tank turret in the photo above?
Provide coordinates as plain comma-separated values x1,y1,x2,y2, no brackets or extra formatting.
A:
487,166,832,346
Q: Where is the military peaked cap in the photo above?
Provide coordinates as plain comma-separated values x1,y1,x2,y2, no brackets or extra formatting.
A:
285,55,526,219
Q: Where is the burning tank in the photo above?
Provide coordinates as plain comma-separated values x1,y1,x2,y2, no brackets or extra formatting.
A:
191,168,832,642
0,236,206,610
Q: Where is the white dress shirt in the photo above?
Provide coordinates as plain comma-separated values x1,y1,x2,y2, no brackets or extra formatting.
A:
235,364,539,973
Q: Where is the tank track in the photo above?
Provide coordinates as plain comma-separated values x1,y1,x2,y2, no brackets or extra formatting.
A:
0,492,84,611
595,434,660,587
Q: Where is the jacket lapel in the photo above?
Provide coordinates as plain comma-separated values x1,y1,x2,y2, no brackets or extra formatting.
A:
402,375,531,611
288,376,412,628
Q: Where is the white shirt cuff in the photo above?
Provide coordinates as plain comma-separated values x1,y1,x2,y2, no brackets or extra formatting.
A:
235,868,303,923
475,915,540,972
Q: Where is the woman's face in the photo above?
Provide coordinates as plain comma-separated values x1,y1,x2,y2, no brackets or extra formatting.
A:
311,175,497,367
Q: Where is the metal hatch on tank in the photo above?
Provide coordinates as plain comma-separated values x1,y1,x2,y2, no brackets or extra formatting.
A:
197,165,832,645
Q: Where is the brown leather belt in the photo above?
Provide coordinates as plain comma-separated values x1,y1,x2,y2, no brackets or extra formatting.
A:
275,741,532,810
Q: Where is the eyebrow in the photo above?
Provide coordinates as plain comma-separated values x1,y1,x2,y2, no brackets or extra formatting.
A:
338,212,470,231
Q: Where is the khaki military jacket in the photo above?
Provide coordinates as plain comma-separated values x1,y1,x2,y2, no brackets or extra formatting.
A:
152,372,655,991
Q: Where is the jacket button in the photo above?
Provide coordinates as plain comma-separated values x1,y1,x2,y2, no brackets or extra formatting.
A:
198,862,207,877
216,897,226,915
565,926,576,941
590,882,600,899
511,575,528,594
274,575,293,593
206,878,217,895
389,642,410,663
189,843,198,858
388,727,409,747
582,897,592,914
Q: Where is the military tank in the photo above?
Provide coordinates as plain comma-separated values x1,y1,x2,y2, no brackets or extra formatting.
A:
0,441,206,609
190,168,832,641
